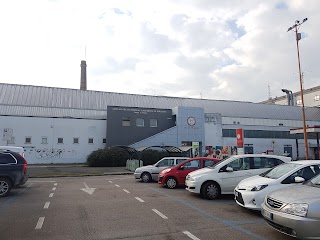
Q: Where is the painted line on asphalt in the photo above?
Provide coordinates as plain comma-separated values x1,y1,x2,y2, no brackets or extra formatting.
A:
54,183,57,186
123,189,130,193
44,202,50,209
52,187,56,191
27,183,33,188
183,231,201,240
28,181,57,183
148,187,265,240
49,193,54,198
152,209,168,219
108,181,113,183
115,184,120,187
35,217,45,230
135,197,145,203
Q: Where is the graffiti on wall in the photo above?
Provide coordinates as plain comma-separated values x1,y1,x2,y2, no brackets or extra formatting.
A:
26,148,77,159
205,146,237,160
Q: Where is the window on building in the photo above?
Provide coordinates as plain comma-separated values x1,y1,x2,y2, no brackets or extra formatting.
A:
122,118,131,127
103,138,107,144
25,137,32,144
73,138,79,144
58,138,64,144
136,118,144,127
150,118,158,127
41,137,48,144
88,138,94,144
296,99,302,105
314,95,320,101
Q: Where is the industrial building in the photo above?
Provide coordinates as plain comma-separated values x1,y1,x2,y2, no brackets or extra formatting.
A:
1,61,319,164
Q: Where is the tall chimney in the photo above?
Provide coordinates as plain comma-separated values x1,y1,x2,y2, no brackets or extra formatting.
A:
80,60,87,90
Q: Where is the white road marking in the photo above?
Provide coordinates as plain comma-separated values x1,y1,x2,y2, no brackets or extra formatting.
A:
81,182,96,195
49,193,54,198
27,183,33,188
108,181,113,183
115,184,120,187
123,189,130,193
152,209,168,219
54,183,57,186
28,181,56,183
52,187,56,191
35,217,45,230
183,231,201,240
135,197,145,203
44,202,50,209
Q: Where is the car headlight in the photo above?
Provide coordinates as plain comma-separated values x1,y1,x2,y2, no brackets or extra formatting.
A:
188,175,201,181
161,168,172,174
251,184,268,191
281,203,308,217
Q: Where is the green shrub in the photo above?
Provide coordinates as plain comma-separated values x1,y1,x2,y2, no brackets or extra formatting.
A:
86,147,130,167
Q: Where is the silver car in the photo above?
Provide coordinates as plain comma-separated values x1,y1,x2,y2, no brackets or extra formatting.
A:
134,157,189,182
261,173,320,239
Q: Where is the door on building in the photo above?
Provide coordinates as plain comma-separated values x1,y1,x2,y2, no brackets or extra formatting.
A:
284,146,293,158
244,145,253,154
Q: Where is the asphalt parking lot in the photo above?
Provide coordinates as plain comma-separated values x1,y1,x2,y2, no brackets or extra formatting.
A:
0,173,294,240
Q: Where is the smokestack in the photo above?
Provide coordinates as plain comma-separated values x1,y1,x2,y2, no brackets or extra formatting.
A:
80,60,87,90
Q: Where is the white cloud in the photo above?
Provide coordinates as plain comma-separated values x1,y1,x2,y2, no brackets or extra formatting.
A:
0,0,319,102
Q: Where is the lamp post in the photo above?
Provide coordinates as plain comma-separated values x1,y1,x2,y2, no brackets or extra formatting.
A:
287,18,309,160
281,88,293,106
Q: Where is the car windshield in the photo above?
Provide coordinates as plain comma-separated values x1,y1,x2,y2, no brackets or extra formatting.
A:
306,173,320,187
260,163,300,179
208,156,237,169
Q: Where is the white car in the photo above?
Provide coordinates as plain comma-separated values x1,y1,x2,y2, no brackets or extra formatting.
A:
185,154,291,200
134,157,189,182
235,160,320,210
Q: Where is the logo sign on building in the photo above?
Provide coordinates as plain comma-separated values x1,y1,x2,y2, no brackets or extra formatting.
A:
3,128,13,141
236,128,243,147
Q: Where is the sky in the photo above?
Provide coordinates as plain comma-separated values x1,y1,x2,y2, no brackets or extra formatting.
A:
0,0,319,103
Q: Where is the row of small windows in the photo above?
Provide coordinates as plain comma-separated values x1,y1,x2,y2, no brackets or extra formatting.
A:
296,95,320,105
8,137,107,145
222,129,317,139
122,118,158,127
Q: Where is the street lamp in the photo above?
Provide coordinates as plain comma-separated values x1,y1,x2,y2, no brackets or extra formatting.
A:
281,88,293,106
287,18,309,160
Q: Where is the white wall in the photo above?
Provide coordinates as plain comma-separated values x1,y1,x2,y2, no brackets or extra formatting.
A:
0,116,107,164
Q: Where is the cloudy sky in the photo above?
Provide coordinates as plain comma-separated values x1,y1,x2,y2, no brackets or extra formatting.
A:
0,0,319,102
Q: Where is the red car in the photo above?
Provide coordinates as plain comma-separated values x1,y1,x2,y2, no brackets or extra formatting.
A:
158,157,220,189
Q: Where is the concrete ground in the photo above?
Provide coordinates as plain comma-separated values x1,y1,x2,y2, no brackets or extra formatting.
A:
28,164,133,178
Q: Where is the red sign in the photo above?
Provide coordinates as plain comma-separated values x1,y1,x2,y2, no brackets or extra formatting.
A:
236,129,243,147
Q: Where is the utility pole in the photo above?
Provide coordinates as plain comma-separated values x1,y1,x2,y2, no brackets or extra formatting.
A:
287,18,309,160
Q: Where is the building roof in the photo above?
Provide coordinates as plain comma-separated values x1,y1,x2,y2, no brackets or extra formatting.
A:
0,83,320,121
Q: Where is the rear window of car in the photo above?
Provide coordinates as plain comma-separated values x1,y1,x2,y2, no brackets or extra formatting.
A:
0,154,17,164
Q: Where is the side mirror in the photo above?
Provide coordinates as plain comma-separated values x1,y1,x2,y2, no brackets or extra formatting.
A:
295,176,305,183
226,167,234,172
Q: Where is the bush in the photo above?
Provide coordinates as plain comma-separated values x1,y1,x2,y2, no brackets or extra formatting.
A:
86,147,185,167
86,147,130,167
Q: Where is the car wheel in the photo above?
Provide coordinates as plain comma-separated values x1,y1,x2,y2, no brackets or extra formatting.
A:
141,172,151,183
165,177,177,189
0,178,12,197
201,181,220,200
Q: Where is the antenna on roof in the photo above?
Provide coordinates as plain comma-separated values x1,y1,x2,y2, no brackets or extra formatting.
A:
268,82,272,100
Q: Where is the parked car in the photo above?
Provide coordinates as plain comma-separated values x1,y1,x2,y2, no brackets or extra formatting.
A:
0,150,28,197
261,173,320,239
134,157,189,182
158,157,220,189
185,154,291,200
235,160,320,210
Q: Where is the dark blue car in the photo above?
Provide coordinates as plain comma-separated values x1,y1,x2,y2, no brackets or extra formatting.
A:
0,150,28,197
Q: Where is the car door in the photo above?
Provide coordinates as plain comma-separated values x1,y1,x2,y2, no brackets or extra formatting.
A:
177,159,200,184
220,157,253,193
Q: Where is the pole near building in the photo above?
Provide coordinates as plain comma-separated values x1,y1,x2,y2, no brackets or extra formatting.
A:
287,18,309,160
